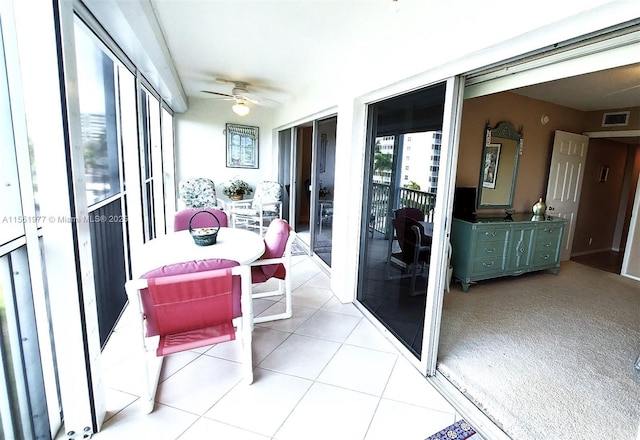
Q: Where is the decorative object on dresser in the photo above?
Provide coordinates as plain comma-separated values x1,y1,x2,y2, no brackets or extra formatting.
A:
450,214,566,292
532,197,547,220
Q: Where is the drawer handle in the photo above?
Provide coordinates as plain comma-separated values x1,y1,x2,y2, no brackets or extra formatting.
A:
543,242,551,247
482,261,495,267
540,254,550,260
485,230,497,237
485,247,495,253
519,247,525,253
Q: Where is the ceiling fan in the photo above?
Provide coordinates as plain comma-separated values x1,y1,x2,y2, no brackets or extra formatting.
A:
201,79,281,116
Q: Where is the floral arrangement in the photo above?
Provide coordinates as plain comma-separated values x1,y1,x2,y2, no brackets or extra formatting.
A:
223,177,253,198
318,179,330,199
318,186,331,198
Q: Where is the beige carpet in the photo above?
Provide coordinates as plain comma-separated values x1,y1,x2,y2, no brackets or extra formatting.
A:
438,261,640,439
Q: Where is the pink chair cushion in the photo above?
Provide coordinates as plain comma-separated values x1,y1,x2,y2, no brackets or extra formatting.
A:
147,268,235,355
141,259,240,336
254,219,290,282
174,208,228,232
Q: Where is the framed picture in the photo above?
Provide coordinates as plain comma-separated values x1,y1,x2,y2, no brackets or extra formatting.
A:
226,124,259,169
319,134,327,173
482,143,501,189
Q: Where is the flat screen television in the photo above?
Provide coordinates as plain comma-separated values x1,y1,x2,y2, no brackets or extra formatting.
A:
453,187,477,219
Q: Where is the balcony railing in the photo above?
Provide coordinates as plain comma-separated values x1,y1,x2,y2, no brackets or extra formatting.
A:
370,183,436,235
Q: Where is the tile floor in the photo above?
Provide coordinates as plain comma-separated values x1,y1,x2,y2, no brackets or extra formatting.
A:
89,254,465,440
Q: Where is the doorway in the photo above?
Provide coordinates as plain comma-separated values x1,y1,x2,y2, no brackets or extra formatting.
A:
287,116,337,267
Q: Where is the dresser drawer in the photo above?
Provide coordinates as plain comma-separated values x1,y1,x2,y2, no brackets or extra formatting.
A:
473,241,506,259
536,225,562,240
534,225,562,253
534,237,560,253
531,250,557,268
471,256,506,275
474,227,508,244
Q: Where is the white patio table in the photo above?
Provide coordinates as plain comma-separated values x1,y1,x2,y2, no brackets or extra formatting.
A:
133,227,265,278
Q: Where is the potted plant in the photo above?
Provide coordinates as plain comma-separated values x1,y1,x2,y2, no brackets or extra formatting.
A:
318,186,331,200
223,177,252,200
318,179,330,200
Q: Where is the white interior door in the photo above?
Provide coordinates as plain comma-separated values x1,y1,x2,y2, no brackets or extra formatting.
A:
621,175,640,281
544,130,589,261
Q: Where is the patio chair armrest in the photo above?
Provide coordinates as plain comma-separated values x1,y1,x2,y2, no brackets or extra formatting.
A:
250,257,286,267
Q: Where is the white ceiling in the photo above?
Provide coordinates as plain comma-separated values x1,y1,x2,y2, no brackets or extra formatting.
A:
146,0,639,141
149,1,636,106
513,63,640,112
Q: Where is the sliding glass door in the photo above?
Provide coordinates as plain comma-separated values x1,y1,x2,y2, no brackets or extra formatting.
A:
283,115,337,267
311,117,336,265
357,81,458,361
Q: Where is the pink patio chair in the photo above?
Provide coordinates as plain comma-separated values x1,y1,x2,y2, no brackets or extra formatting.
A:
174,207,228,231
250,219,296,323
125,259,253,413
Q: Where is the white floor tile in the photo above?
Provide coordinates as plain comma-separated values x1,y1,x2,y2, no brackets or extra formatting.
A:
103,388,138,423
274,382,379,440
321,296,364,317
256,304,317,333
179,417,270,440
205,368,313,437
317,344,397,396
383,356,455,413
303,271,332,289
159,351,200,382
295,310,361,343
95,401,198,440
290,285,334,309
344,318,398,353
258,333,340,380
156,355,244,414
365,398,456,440
251,326,292,364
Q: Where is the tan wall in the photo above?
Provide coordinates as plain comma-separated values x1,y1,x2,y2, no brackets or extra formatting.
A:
457,92,585,214
457,91,639,259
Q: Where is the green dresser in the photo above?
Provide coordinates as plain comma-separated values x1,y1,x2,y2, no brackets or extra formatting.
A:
451,214,566,292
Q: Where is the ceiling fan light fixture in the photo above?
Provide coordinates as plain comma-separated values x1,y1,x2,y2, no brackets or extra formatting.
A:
232,100,250,116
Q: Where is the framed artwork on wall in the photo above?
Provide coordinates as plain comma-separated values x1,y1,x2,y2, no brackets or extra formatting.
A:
226,123,259,169
319,133,327,173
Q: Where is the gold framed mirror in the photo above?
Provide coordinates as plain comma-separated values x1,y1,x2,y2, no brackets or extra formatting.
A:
477,121,522,209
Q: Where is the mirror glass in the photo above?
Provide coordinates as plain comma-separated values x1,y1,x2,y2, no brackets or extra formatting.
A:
477,121,522,209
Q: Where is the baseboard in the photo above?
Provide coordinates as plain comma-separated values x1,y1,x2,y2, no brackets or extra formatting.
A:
570,247,613,257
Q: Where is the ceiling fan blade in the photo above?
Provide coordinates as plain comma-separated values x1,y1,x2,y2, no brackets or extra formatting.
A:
201,90,235,99
237,92,281,107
